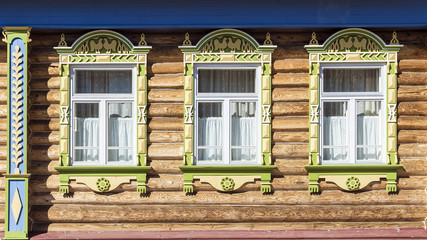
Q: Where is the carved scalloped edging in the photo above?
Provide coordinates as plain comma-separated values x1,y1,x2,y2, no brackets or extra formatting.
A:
11,45,24,174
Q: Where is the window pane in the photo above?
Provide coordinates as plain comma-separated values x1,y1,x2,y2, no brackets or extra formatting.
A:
74,103,99,162
231,102,256,161
108,103,133,162
75,70,132,93
322,102,348,161
323,69,379,92
357,101,381,161
198,102,222,161
198,69,255,93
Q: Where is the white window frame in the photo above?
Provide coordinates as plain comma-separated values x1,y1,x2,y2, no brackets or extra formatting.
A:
194,64,261,165
319,63,387,165
70,65,137,166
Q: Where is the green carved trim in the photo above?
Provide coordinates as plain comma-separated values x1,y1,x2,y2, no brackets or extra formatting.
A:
54,166,151,193
179,29,276,54
305,28,402,194
55,30,151,54
305,28,403,53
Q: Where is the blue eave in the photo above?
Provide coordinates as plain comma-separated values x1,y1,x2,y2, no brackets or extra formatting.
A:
1,0,426,29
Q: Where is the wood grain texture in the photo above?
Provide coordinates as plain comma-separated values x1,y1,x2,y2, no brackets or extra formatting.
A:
398,72,427,85
29,77,60,90
398,87,427,101
0,77,7,89
399,59,427,72
148,144,183,159
148,74,183,89
272,144,307,158
29,189,427,206
30,120,60,132
398,116,427,130
272,103,308,116
272,73,308,87
273,59,309,73
398,102,427,116
398,130,427,143
273,132,309,143
29,90,60,105
29,145,59,161
148,104,183,117
272,88,308,102
148,118,183,131
399,144,427,157
148,90,183,103
29,204,427,223
29,105,60,119
149,132,183,143
149,62,183,75
30,221,424,232
29,132,60,145
30,63,60,78
272,117,308,131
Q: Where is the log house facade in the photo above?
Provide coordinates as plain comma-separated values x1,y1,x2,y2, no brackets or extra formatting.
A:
1,1,427,239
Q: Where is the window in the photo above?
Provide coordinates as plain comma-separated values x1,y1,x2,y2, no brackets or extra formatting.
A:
54,30,151,194
320,65,386,164
179,29,276,193
304,29,403,193
71,67,136,165
194,66,260,165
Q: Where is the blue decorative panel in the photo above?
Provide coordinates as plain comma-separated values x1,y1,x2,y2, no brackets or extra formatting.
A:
9,37,26,175
8,180,26,231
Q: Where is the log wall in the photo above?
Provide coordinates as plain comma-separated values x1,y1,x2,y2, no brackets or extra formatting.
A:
1,29,424,232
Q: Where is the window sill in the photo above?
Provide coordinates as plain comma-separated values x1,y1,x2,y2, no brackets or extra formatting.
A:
179,165,276,193
304,164,403,193
54,166,151,194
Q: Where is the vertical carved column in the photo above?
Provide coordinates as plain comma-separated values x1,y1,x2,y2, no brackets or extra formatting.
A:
3,27,31,239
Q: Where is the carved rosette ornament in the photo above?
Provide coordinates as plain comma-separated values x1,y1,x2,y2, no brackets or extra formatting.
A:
220,177,235,191
96,177,111,192
346,176,361,191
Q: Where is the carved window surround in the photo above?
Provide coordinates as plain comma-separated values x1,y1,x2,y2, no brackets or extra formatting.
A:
178,29,276,193
54,30,152,194
304,28,403,193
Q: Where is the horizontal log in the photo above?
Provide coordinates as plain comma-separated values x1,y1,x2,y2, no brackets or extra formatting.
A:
30,221,425,232
272,44,308,60
398,87,427,101
272,144,307,158
0,119,6,131
398,72,427,85
0,63,6,76
29,160,59,175
148,118,183,131
29,47,59,63
272,103,308,116
29,132,60,145
398,130,427,143
398,43,427,59
148,74,183,89
149,62,183,75
29,145,59,161
149,160,182,174
0,77,7,89
30,120,60,132
29,105,60,119
399,144,427,157
272,73,309,87
0,105,6,118
273,59,309,73
24,174,427,193
29,90,60,105
148,46,183,62
398,102,427,116
0,161,5,173
148,144,182,159
0,146,6,160
148,104,182,117
272,88,308,102
273,159,308,175
398,116,427,130
272,117,308,131
149,132,183,143
0,47,5,62
399,59,427,72
273,131,309,143
0,131,6,145
29,189,427,206
29,204,427,223
30,63,60,78
29,77,60,90
0,90,6,104
399,158,427,176
148,89,183,103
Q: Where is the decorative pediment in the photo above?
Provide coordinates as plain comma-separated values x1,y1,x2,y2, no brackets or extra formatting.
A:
305,28,403,53
55,30,150,54
180,29,276,54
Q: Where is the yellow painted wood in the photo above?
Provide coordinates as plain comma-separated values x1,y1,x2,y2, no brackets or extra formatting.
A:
60,125,68,139
388,123,397,137
138,76,146,90
185,125,192,138
310,124,318,138
195,175,260,192
388,89,396,103
310,138,318,152
310,90,318,104
60,139,68,154
388,138,396,152
184,76,192,90
60,77,68,90
95,55,111,62
320,174,386,191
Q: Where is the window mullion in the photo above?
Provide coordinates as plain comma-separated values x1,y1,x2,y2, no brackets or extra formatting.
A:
224,99,230,165
349,99,356,164
100,100,107,165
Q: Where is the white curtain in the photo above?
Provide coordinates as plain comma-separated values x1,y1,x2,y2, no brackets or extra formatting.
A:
108,118,133,162
323,116,347,161
231,117,256,161
75,118,99,162
198,117,222,161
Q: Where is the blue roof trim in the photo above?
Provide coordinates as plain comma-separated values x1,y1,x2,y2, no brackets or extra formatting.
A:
1,0,426,29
